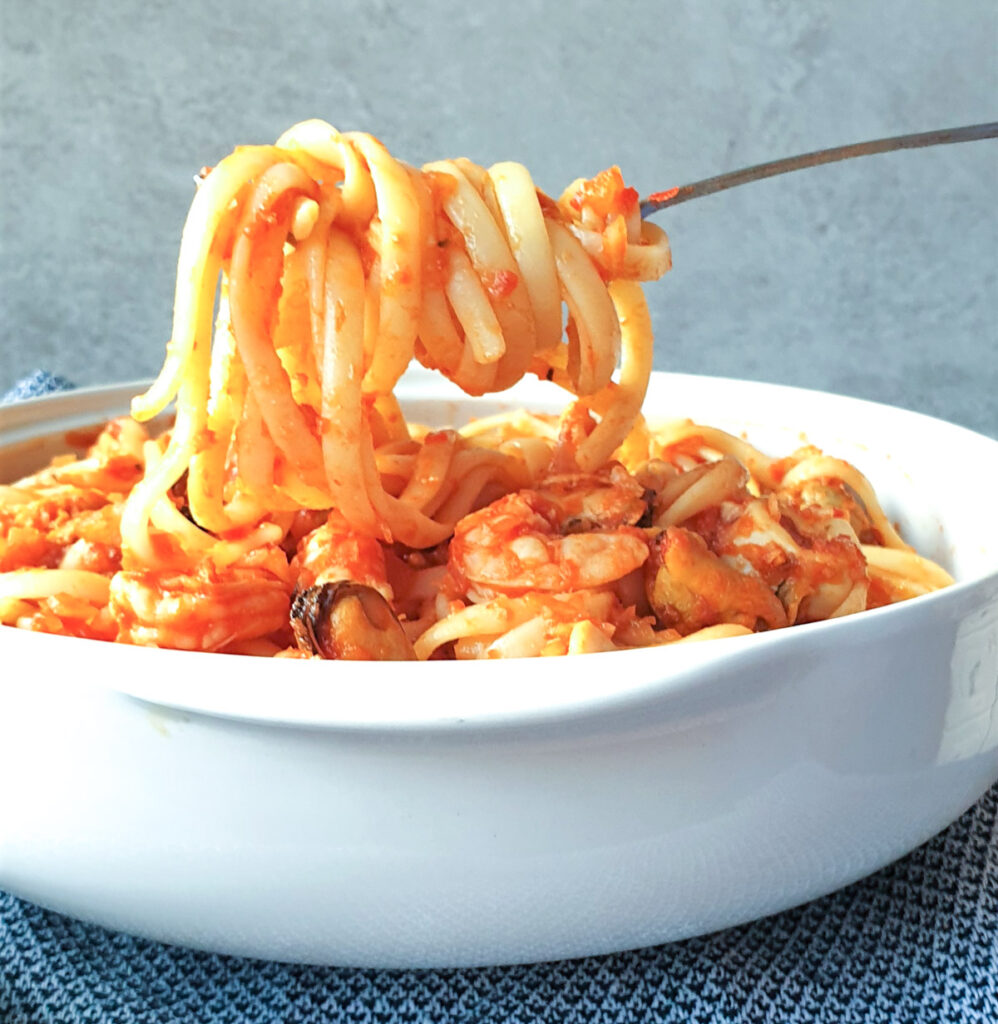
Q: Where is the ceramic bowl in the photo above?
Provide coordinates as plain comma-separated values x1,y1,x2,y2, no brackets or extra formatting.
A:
1,370,996,967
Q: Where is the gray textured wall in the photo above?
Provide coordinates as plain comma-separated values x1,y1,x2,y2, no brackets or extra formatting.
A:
2,0,995,436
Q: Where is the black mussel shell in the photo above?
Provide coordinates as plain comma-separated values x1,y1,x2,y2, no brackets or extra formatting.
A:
291,582,416,661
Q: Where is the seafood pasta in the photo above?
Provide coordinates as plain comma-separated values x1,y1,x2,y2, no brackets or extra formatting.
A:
0,122,952,660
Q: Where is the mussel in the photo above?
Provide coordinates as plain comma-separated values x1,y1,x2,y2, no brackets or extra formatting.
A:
290,581,417,661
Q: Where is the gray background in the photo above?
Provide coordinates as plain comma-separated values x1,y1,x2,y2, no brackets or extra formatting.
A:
1,0,995,436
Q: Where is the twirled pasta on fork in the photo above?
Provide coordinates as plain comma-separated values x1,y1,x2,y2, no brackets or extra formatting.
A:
0,121,952,660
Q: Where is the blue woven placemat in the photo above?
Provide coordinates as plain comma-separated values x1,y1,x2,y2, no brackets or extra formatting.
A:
3,373,997,1024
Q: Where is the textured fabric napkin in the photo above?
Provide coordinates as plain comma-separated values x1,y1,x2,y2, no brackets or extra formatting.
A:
2,372,997,1024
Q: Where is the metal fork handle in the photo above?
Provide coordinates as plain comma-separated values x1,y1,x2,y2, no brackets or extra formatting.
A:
640,122,998,218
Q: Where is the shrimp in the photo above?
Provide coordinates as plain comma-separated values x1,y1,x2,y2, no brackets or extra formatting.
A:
533,464,650,531
285,509,424,659
13,417,147,496
50,506,123,574
1,487,122,571
447,467,651,599
109,561,292,651
781,475,883,546
291,509,393,600
1,417,149,573
288,509,391,598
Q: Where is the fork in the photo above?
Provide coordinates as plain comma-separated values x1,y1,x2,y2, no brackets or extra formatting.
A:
640,122,998,217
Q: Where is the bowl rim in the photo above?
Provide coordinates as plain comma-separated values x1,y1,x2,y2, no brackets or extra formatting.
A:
3,576,995,733
3,370,998,731
3,367,998,442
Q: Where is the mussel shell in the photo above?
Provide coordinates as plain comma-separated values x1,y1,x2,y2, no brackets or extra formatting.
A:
291,582,416,661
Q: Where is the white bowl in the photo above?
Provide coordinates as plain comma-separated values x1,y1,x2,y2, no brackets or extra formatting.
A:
1,370,997,968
